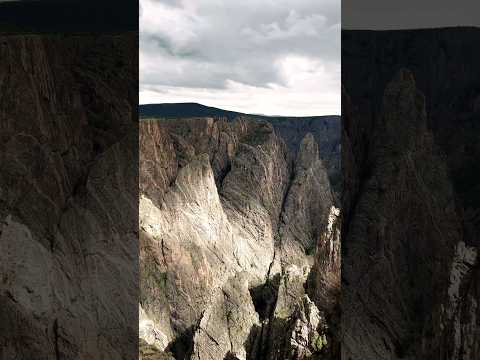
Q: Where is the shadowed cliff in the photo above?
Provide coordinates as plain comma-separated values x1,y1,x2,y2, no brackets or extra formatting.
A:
0,33,138,359
342,27,480,359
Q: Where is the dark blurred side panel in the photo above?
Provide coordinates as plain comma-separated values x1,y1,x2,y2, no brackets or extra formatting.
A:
341,11,480,360
0,0,138,33
0,1,139,359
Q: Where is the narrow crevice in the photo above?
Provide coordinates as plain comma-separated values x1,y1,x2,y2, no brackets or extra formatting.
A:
53,319,60,360
264,248,276,284
245,156,296,359
200,327,220,346
48,233,56,253
165,325,196,360
278,159,296,228
160,238,167,265
224,351,240,360
5,291,18,303
249,274,281,322
225,312,234,352
217,162,232,190
222,290,235,353
247,273,282,359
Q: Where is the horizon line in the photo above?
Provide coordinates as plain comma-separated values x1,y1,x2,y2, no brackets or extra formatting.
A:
138,102,341,118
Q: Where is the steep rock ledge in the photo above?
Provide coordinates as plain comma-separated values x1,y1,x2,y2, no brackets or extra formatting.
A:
0,34,138,358
342,68,478,359
140,118,339,359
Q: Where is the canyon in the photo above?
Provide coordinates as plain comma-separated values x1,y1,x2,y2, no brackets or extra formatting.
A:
342,28,480,359
0,34,138,359
2,19,478,360
139,104,341,195
139,115,341,359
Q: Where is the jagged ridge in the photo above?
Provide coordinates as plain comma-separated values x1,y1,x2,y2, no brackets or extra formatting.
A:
139,117,340,360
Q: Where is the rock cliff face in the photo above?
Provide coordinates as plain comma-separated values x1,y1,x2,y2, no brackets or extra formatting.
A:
342,28,480,359
139,117,339,359
267,117,341,195
0,34,138,358
139,103,341,195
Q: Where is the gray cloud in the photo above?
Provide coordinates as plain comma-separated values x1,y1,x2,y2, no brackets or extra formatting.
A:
140,0,340,115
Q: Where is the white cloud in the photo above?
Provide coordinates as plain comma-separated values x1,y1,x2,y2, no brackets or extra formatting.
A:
242,10,328,42
140,0,340,116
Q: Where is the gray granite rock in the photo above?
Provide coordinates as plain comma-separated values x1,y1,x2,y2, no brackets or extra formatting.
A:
140,118,340,359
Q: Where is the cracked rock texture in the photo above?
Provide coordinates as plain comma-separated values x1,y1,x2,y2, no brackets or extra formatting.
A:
140,117,339,359
342,28,480,359
139,103,341,195
0,34,138,358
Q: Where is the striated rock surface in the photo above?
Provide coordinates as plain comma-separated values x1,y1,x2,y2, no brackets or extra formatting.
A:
342,28,480,360
0,34,138,358
140,116,339,359
267,117,341,195
139,120,178,206
343,69,460,359
279,133,336,267
139,103,341,195
343,28,480,244
191,272,260,360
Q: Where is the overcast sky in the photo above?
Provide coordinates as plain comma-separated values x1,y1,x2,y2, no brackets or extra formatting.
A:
140,0,340,116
